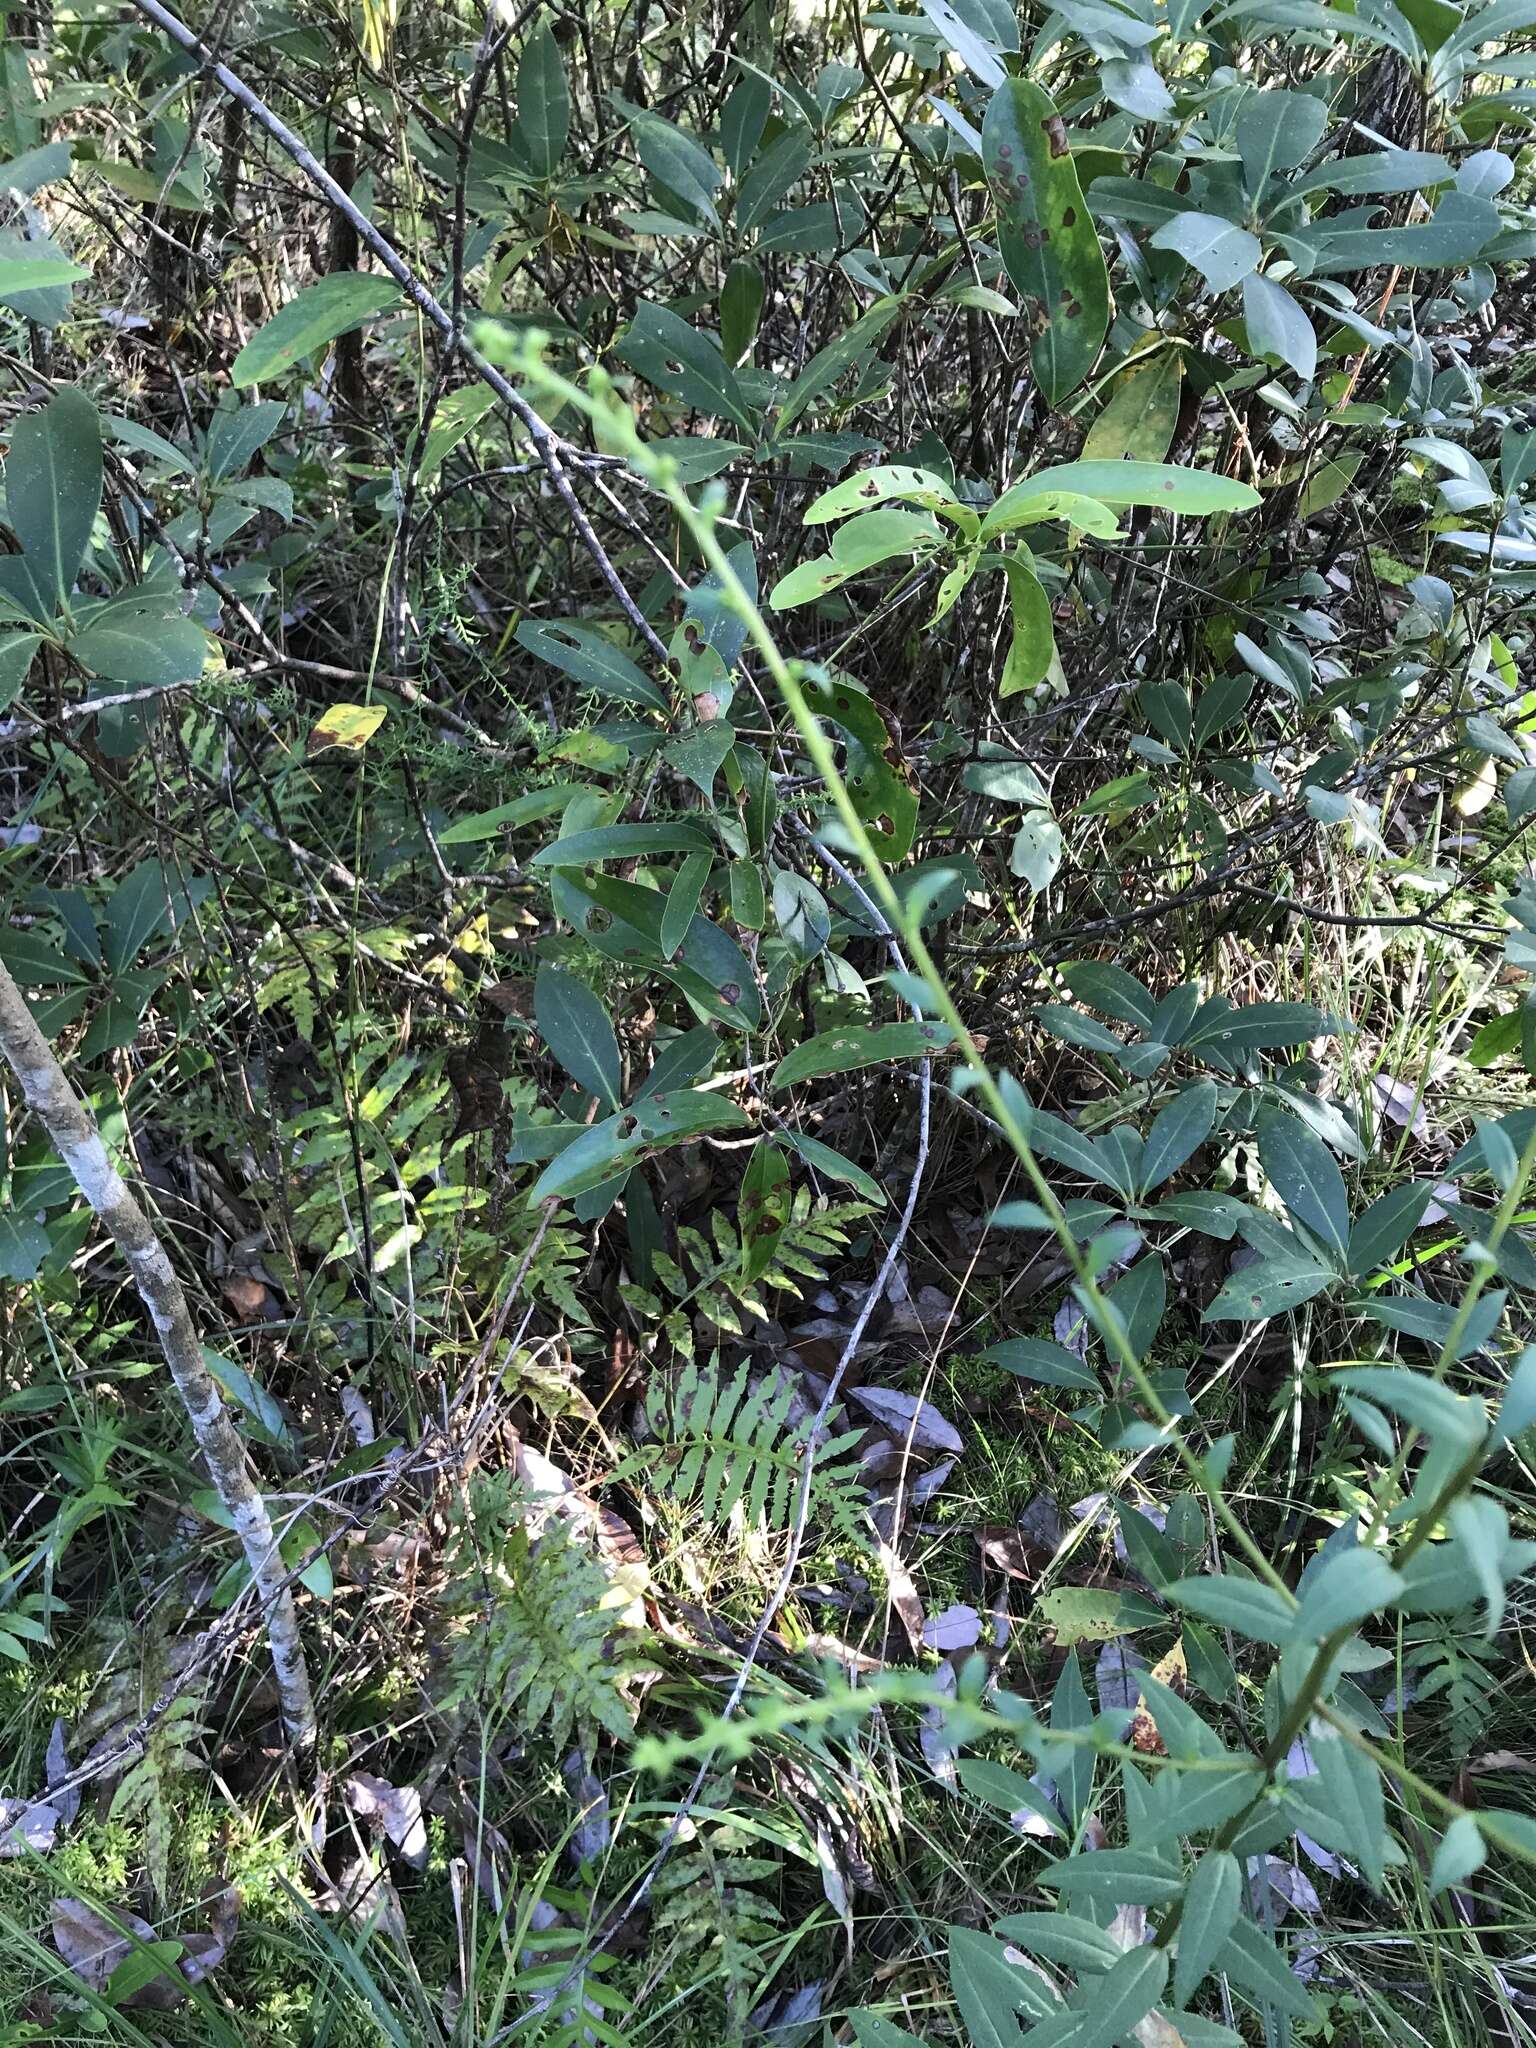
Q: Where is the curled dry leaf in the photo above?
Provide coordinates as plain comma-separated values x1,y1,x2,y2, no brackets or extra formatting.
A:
561,1750,610,1865
877,1535,926,1653
345,1771,429,1869
45,1717,79,1825
0,1799,59,1857
923,1602,982,1652
850,1383,964,1454
50,1895,213,2008
1372,1071,1431,1141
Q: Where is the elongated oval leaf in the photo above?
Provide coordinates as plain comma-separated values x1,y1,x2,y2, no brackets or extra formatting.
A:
232,273,402,387
1022,459,1260,515
6,385,102,610
533,821,715,865
771,1019,953,1088
534,966,621,1108
983,79,1109,407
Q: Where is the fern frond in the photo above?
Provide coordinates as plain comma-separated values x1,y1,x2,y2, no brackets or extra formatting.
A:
620,1357,863,1539
443,1479,634,1746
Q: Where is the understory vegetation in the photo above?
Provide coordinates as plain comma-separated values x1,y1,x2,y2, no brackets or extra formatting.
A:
5,0,1536,2043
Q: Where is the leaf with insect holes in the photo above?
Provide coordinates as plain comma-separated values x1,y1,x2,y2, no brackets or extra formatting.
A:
738,1142,791,1283
308,702,387,755
1256,1108,1349,1257
983,79,1109,408
1082,349,1182,462
771,1019,952,1088
799,672,917,859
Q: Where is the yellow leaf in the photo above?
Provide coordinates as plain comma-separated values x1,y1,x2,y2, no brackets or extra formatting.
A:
308,702,387,756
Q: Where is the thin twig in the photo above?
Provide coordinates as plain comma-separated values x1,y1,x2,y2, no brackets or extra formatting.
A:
127,0,669,664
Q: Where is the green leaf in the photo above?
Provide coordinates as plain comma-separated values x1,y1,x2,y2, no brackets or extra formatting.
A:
983,79,1110,407
990,1913,1120,1973
631,108,720,224
978,1337,1099,1393
1062,960,1157,1030
1055,1946,1168,2048
1429,1813,1486,1895
992,553,1056,697
1175,1850,1242,2005
848,2016,934,2048
1333,1366,1487,1446
70,600,207,685
534,966,622,1109
949,1926,1058,2046
1310,1724,1388,1889
102,860,209,973
618,303,753,434
0,628,38,710
6,384,101,610
1018,1106,1120,1192
781,1127,887,1203
231,273,401,387
203,1346,290,1444
771,1019,953,1089
771,868,830,961
1181,999,1341,1056
739,1141,791,1282
1215,1918,1317,2021
1139,1081,1218,1194
956,1760,1066,1836
1025,459,1261,516
1038,1848,1185,1905
0,928,91,985
1300,191,1499,275
800,673,918,859
1294,1546,1404,1638
775,295,906,433
1081,349,1181,462
1150,211,1262,292
529,1092,750,1203
0,1213,49,1282
515,619,669,712
1107,1255,1166,1355
1166,1574,1300,1645
1143,1191,1253,1239
0,248,88,306
1256,1107,1349,1257
516,21,569,176
659,850,711,959
1011,814,1063,892
1237,86,1327,196
1243,273,1317,382
963,754,1050,806
1347,1180,1433,1275
533,821,714,865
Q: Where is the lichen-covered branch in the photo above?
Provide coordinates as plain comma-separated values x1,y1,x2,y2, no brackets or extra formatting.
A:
0,958,316,1749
